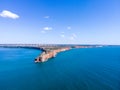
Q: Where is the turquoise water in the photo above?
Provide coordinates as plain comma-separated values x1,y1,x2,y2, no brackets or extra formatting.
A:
0,46,120,90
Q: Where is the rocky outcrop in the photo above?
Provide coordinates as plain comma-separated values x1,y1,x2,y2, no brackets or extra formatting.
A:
35,47,71,62
35,45,103,63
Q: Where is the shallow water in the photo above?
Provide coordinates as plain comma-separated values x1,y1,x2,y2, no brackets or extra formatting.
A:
0,46,120,90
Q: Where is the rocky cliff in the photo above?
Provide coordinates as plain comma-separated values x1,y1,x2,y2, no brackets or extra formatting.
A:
35,45,103,63
35,47,71,62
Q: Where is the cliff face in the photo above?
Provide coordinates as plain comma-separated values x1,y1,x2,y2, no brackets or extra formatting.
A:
35,47,71,62
35,45,103,63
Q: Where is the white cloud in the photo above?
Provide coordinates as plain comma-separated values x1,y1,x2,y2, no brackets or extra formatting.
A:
60,34,65,38
0,10,19,19
67,26,71,30
44,16,50,19
43,27,52,31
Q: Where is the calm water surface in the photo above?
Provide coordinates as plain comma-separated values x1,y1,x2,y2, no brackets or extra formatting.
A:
0,46,120,90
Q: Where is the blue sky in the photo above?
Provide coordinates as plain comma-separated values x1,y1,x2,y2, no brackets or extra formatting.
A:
0,0,120,44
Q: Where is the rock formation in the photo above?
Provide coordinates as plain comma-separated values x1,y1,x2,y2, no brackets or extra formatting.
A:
35,47,71,62
35,45,103,63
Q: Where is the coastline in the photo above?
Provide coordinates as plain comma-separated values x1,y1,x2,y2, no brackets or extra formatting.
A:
35,45,103,63
0,44,104,63
35,47,71,63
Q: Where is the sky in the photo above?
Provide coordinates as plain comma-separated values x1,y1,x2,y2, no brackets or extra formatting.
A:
0,0,120,44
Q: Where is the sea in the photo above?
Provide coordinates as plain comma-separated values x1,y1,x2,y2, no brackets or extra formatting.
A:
0,46,120,90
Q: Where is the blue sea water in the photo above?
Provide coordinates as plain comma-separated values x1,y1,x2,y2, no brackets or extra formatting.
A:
0,46,120,90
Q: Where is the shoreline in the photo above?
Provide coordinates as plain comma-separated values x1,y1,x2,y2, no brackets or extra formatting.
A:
35,45,103,63
35,47,71,63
